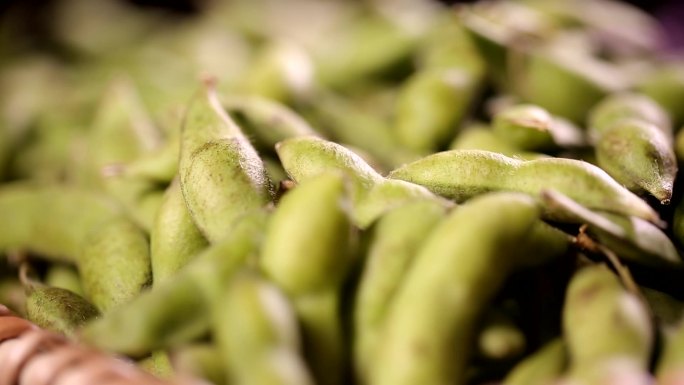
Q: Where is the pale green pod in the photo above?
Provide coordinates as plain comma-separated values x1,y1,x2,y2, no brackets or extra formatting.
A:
260,173,353,385
0,184,122,263
79,217,151,312
138,350,173,379
637,63,684,126
45,264,84,297
179,84,273,242
171,344,227,385
223,94,318,151
354,200,448,381
313,13,416,89
562,265,653,385
371,192,541,385
82,210,267,356
594,119,677,203
243,40,314,103
502,338,566,385
657,319,684,385
352,179,452,229
448,125,545,160
261,173,352,295
517,43,626,122
151,179,208,286
388,149,659,224
275,136,383,203
588,92,672,136
25,286,100,338
493,104,585,151
111,133,180,183
213,271,314,385
306,92,417,168
394,67,481,153
477,310,526,361
540,189,680,266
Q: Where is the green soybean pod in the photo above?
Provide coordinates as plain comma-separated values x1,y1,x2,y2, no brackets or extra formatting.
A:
657,319,684,385
275,136,383,202
213,271,314,385
222,94,318,152
588,92,672,135
370,192,541,385
151,178,208,285
79,217,151,312
449,124,546,160
0,183,122,263
354,200,448,381
179,82,273,242
594,119,677,203
561,265,653,385
502,338,566,385
25,286,100,338
492,104,585,151
81,210,267,356
540,189,680,266
138,350,174,379
171,344,227,385
394,67,481,154
44,264,84,297
108,133,180,184
260,173,353,385
388,149,660,224
637,62,684,126
352,179,452,230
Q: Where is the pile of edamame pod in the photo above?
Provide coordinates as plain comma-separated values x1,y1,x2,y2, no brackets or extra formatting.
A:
3,0,684,384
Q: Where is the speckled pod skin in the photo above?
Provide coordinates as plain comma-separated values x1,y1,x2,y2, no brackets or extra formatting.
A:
561,265,653,385
79,217,151,312
370,192,541,385
260,173,353,385
588,93,676,203
81,211,267,356
25,286,100,338
179,84,273,242
150,179,208,286
213,272,314,385
595,119,676,203
388,149,659,224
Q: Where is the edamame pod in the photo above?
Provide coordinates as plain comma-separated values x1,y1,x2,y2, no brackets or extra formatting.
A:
213,271,314,385
275,136,383,202
179,82,273,242
44,264,84,297
171,344,227,385
81,210,268,356
540,189,680,266
561,265,653,385
449,124,545,160
260,173,353,385
492,104,584,151
150,179,208,285
388,149,659,224
138,350,173,379
637,62,684,126
25,286,100,338
394,67,480,153
79,217,151,312
0,183,122,262
222,94,318,151
588,92,672,136
354,200,448,381
502,338,566,385
371,192,541,385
